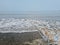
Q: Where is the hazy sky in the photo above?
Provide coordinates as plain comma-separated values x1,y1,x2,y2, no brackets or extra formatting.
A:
0,0,60,11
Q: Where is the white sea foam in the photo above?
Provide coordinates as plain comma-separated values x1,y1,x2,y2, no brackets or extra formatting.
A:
0,18,60,33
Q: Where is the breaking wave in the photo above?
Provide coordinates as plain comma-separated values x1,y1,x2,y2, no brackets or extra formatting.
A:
0,18,60,33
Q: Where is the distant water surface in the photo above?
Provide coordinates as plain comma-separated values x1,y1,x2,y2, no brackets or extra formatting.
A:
0,14,60,21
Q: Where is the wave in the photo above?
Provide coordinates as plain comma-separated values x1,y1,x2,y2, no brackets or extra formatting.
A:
0,18,60,33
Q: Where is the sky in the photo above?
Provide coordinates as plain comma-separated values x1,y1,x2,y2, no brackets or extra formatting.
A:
0,0,60,11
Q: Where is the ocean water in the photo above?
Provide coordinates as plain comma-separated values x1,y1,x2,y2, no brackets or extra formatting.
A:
0,14,60,21
0,14,60,32
0,13,60,44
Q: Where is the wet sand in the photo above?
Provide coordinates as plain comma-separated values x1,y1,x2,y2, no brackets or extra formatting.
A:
0,31,41,45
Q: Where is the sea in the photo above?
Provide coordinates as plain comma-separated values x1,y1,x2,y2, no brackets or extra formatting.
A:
0,11,60,21
0,14,60,33
0,14,60,21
